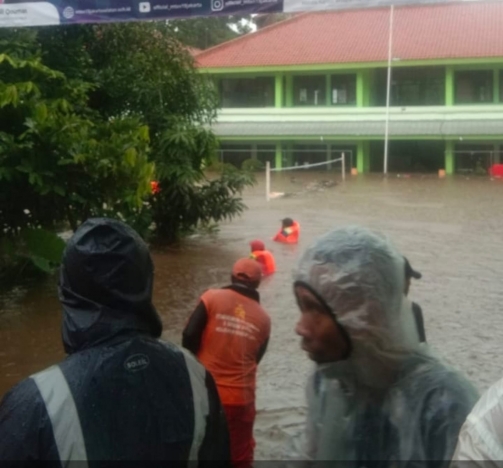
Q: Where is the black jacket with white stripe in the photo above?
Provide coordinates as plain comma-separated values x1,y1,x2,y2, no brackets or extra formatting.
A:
0,218,230,465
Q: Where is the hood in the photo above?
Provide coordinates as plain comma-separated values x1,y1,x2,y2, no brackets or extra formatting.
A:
294,226,421,389
250,239,265,252
58,218,163,354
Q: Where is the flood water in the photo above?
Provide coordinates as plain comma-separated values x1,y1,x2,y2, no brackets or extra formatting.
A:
2,172,503,458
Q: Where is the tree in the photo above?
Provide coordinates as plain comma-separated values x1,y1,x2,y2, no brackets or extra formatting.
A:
151,119,253,241
166,16,252,50
0,21,254,275
254,13,293,30
72,22,254,241
0,35,154,277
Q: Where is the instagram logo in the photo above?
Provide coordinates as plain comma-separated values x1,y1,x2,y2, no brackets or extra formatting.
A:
211,0,224,11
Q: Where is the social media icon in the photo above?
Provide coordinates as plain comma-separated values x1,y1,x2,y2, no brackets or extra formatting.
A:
211,0,224,11
63,6,75,18
139,2,151,12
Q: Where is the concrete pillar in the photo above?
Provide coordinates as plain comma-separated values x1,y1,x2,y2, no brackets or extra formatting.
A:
275,74,283,108
363,70,371,106
445,67,454,106
445,140,455,175
275,143,282,170
251,144,258,160
356,141,370,173
357,71,365,107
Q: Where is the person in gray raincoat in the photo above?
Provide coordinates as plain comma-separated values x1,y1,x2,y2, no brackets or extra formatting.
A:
452,376,503,467
290,226,478,467
0,218,230,465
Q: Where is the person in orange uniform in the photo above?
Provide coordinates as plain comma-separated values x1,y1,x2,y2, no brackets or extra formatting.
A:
249,239,276,276
182,259,271,468
273,217,300,244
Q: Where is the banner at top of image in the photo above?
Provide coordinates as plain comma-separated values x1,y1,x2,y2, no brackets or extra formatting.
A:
0,0,481,28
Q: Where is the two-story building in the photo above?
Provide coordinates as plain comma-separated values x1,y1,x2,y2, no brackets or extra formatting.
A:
196,1,503,174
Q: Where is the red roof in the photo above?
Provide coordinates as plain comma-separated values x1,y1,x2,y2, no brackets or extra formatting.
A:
197,2,503,68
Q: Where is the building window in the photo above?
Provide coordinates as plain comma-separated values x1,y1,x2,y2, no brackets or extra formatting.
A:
454,143,495,174
455,70,493,104
330,74,356,105
393,67,444,106
219,77,275,108
293,75,326,106
373,67,444,106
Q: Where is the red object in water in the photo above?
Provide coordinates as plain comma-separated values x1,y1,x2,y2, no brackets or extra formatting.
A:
151,181,160,194
273,221,300,244
489,164,503,178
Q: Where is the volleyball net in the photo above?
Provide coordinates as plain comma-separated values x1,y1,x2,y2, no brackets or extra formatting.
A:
265,151,349,201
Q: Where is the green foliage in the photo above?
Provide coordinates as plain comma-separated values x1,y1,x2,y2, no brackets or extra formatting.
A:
0,228,65,281
151,121,255,241
241,158,265,172
166,16,252,50
254,13,293,30
0,48,154,235
19,228,66,273
0,33,154,275
205,160,236,173
67,23,252,243
0,22,254,279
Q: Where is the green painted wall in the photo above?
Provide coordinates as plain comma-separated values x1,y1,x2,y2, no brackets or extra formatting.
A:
356,72,365,107
201,57,503,75
219,135,503,142
362,70,372,106
275,143,282,169
275,74,283,108
445,140,454,175
357,141,370,173
445,67,454,106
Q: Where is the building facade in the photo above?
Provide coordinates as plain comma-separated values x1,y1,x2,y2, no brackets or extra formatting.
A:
196,2,503,174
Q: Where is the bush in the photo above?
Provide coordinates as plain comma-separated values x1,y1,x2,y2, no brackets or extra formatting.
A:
241,158,265,172
150,122,255,242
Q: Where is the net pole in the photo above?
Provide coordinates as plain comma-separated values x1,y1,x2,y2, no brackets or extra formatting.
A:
342,152,346,181
265,161,271,202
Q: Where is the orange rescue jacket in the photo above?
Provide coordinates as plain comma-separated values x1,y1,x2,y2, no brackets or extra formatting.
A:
273,221,300,244
250,250,276,276
197,288,271,406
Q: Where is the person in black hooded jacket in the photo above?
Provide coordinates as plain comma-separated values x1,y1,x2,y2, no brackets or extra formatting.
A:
0,218,230,465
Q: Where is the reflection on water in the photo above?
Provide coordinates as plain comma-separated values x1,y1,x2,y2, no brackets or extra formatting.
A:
2,173,503,408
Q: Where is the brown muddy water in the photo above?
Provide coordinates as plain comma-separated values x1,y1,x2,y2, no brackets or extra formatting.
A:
2,172,503,458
